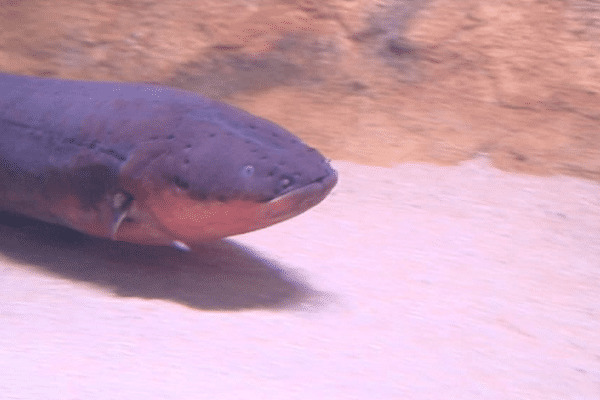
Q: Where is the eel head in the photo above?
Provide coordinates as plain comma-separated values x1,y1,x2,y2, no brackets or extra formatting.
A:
106,100,338,248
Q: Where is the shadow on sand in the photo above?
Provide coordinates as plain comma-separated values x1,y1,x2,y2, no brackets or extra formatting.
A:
0,212,327,311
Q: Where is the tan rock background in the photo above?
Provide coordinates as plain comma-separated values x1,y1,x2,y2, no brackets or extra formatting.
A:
2,0,599,179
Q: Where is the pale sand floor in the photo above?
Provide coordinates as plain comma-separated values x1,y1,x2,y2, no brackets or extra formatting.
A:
0,158,599,399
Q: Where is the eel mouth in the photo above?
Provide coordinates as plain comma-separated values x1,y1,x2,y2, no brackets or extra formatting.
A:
262,169,338,224
114,168,338,245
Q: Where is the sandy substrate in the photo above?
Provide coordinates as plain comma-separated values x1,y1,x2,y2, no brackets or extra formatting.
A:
0,158,599,399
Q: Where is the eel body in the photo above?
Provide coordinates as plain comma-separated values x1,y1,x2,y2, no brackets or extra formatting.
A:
0,73,337,249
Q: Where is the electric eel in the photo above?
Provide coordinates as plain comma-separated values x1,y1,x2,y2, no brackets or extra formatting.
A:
0,73,337,250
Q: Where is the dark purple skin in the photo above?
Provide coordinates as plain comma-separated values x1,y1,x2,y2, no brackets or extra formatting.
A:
0,73,337,247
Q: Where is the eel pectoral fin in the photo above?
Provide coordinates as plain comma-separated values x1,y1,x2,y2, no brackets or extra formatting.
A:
108,191,135,239
108,191,186,247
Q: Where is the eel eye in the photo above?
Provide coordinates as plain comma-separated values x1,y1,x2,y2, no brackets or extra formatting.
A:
280,176,292,189
242,165,255,177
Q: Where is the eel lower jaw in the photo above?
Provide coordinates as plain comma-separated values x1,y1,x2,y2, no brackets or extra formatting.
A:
261,169,338,224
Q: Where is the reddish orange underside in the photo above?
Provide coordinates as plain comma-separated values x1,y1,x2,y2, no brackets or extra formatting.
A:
144,186,320,241
150,190,275,240
110,170,337,246
116,174,335,245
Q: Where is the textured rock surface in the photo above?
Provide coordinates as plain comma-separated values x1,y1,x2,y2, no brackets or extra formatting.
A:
1,0,599,178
